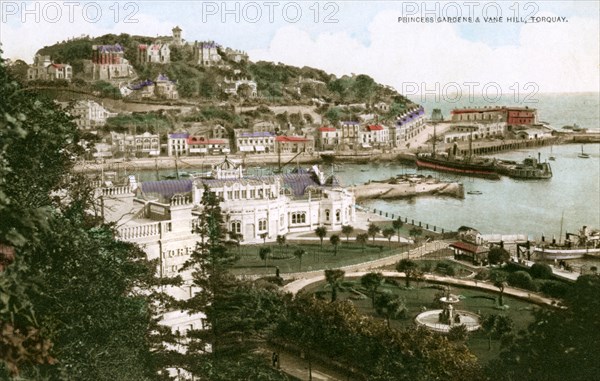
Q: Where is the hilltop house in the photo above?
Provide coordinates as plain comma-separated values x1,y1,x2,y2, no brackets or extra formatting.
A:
85,44,135,80
138,42,171,64
126,74,178,100
223,78,258,97
27,54,72,81
193,41,221,66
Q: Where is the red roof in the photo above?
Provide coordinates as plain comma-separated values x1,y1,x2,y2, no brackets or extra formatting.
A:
276,136,309,143
451,107,536,115
187,137,227,145
319,127,336,132
449,241,489,254
367,125,384,131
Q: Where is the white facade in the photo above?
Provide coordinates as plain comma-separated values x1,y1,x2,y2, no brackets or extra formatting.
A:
359,125,389,148
391,106,427,147
235,131,275,153
107,159,356,330
111,132,160,156
168,133,189,156
224,78,258,97
71,100,117,129
318,127,339,150
27,55,72,81
194,41,221,66
444,123,506,143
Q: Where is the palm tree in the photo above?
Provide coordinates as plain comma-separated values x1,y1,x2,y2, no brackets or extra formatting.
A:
375,293,407,328
341,225,354,242
259,247,271,268
490,271,508,307
260,232,268,244
276,234,286,256
293,248,306,271
324,269,345,302
329,234,341,256
396,259,419,287
314,226,327,248
368,223,381,243
481,314,497,350
356,233,369,253
361,272,384,307
382,227,395,247
392,217,404,244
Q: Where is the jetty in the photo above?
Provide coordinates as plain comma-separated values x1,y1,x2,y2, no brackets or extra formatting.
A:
352,175,464,200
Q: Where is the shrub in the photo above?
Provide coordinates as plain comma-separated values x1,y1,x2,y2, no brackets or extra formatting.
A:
540,280,570,298
529,263,553,279
420,262,433,273
508,271,537,291
433,261,457,276
448,324,469,342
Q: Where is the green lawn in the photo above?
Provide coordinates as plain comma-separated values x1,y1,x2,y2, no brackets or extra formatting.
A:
230,240,410,276
307,278,541,366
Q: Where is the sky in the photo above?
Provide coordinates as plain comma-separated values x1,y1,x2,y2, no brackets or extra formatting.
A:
1,1,599,95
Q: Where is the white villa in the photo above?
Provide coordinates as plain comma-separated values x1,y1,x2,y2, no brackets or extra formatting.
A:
103,157,356,330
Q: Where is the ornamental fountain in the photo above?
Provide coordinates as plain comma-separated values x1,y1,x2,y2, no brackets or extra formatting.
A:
415,286,480,333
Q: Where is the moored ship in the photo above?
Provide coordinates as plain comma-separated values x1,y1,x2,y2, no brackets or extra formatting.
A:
532,226,600,260
416,128,499,179
415,152,499,179
495,154,552,179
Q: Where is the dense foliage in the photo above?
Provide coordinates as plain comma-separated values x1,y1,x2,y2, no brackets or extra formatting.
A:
489,275,600,381
274,295,482,381
0,54,176,379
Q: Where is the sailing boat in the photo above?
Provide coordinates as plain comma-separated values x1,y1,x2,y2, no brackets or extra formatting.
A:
578,145,590,159
549,145,556,161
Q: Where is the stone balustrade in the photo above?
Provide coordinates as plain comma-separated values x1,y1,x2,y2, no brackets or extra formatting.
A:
100,186,133,197
117,222,161,240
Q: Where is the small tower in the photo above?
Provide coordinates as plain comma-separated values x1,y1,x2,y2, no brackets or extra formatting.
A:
172,26,182,46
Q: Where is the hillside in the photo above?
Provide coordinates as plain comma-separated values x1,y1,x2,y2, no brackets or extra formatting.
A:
35,33,415,115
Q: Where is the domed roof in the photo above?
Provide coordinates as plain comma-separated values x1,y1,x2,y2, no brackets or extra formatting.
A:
215,156,239,170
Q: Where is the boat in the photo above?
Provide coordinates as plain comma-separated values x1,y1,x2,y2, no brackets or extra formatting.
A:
415,129,500,179
532,226,600,260
467,190,482,195
495,153,552,179
578,145,590,158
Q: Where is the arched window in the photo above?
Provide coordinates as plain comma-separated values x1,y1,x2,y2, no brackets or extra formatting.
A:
335,210,341,222
258,219,267,231
325,210,330,221
231,221,241,234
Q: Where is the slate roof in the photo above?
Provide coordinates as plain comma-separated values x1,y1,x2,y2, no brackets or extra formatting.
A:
140,179,193,200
